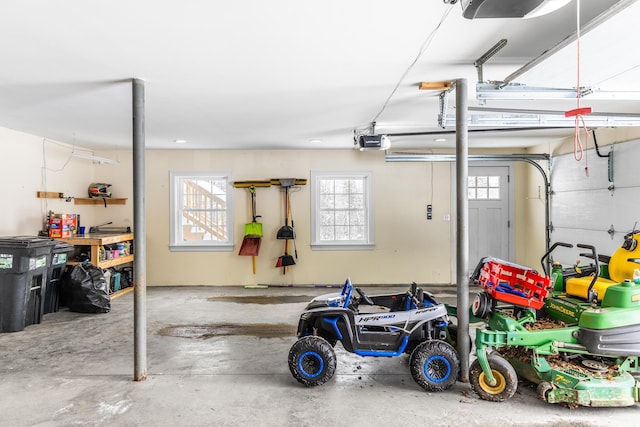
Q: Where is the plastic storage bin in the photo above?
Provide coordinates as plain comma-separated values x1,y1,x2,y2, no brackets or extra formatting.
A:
477,258,551,310
0,236,57,332
111,272,121,292
44,241,74,314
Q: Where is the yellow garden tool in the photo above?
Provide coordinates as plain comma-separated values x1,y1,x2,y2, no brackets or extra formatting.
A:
238,185,262,273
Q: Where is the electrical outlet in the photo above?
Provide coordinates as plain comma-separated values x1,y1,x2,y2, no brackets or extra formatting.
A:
443,214,451,221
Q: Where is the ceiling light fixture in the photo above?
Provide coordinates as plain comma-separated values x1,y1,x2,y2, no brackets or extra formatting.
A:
525,0,572,19
71,151,119,164
461,0,571,19
174,139,187,144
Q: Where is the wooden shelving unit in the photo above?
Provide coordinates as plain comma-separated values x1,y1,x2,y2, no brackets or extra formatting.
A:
56,233,134,297
58,232,134,269
74,198,127,205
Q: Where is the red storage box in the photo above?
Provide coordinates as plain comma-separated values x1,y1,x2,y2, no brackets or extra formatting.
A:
49,214,77,238
477,259,551,310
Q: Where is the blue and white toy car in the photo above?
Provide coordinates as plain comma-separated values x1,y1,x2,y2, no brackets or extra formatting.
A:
288,277,460,391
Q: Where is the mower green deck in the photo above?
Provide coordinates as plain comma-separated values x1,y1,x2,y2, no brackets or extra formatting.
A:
474,310,640,407
507,356,639,407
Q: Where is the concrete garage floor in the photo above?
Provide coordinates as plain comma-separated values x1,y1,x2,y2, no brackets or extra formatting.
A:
1,285,640,427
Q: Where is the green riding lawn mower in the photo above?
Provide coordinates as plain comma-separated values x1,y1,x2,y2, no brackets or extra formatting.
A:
466,230,640,407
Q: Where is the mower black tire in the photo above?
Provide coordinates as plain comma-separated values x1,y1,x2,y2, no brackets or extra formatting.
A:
469,354,518,402
537,382,553,402
409,340,459,392
288,336,337,387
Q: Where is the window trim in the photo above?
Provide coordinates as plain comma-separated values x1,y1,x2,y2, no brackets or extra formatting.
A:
310,171,374,251
169,171,234,252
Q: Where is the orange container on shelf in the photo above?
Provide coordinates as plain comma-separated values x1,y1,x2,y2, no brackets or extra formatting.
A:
48,214,77,238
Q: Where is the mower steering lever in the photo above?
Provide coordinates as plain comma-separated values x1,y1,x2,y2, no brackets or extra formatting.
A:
576,244,600,301
577,243,598,259
540,242,573,276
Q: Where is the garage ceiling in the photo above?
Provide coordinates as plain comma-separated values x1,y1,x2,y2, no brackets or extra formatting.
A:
1,0,639,151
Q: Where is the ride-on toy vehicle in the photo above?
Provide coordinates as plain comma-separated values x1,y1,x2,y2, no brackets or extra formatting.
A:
469,256,640,407
288,277,460,392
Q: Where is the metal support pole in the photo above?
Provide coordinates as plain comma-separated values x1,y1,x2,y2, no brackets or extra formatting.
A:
132,78,147,381
455,78,470,383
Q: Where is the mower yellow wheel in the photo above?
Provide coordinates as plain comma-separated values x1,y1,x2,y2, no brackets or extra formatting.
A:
469,354,518,402
478,369,506,394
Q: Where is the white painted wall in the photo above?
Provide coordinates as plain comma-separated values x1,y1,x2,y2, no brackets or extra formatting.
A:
145,150,455,286
13,124,624,286
0,128,132,236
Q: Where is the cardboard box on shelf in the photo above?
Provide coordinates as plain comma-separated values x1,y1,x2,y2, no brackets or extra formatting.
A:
49,214,77,238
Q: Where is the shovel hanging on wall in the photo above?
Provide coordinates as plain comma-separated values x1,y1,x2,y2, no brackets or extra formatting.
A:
276,184,295,240
276,180,296,272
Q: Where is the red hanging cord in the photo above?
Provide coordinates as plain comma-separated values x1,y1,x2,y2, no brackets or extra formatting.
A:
565,0,591,173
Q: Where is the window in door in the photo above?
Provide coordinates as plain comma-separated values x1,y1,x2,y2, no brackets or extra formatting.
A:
468,175,501,200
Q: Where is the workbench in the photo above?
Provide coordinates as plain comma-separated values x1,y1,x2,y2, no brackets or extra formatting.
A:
57,232,134,269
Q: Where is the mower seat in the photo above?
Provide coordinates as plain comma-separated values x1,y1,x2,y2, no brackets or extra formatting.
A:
565,235,640,301
565,276,616,302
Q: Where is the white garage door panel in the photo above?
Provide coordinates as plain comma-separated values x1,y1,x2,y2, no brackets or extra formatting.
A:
550,138,640,266
551,154,609,192
611,144,640,188
551,187,636,229
550,228,621,264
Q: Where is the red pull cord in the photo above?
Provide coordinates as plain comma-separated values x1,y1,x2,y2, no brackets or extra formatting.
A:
566,0,591,173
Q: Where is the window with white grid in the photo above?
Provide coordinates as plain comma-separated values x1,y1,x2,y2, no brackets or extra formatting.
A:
311,171,374,250
169,172,234,251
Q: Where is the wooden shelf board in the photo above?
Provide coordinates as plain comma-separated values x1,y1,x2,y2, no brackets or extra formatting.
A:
110,286,134,300
67,254,134,269
74,198,127,205
99,254,134,269
37,191,64,199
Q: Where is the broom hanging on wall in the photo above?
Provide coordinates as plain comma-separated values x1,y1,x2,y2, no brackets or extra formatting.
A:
238,185,263,274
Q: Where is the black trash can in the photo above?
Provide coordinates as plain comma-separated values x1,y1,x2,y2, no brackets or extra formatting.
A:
0,236,57,332
44,241,74,314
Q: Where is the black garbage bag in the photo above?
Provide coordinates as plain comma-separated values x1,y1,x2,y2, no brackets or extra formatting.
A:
62,262,111,313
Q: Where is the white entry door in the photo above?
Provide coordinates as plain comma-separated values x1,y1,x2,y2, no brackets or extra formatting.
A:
468,165,511,268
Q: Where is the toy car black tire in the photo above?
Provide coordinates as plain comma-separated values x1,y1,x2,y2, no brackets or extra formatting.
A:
469,354,518,402
409,340,459,392
288,336,337,387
